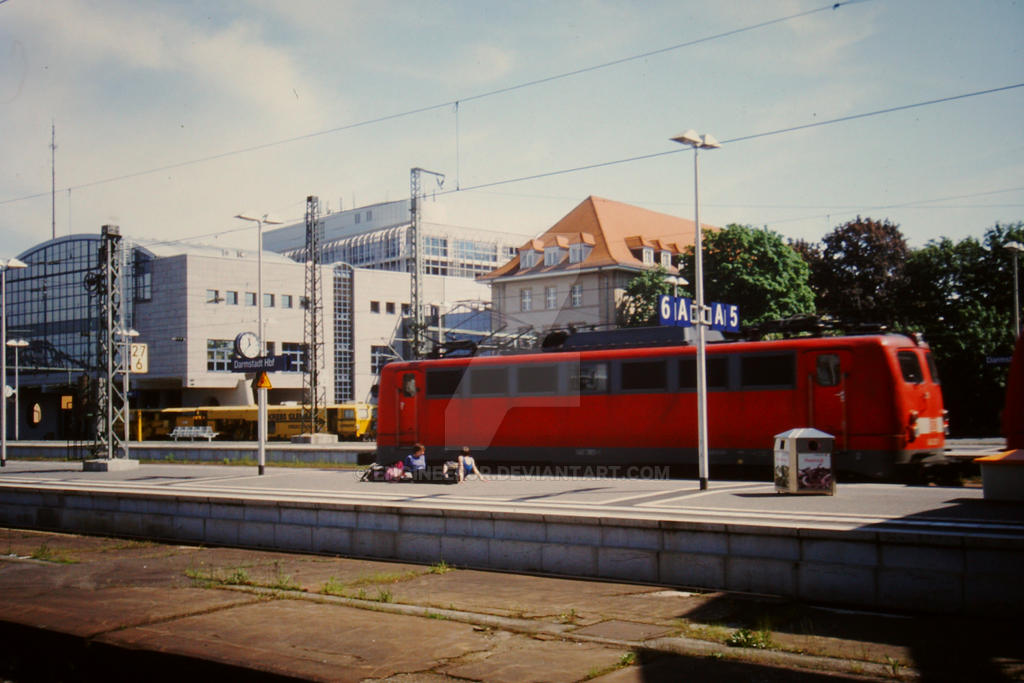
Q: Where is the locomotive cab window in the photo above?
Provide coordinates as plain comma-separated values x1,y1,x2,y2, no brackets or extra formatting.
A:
401,373,418,397
740,353,795,389
469,367,508,396
621,360,667,391
816,354,842,387
570,362,608,393
516,364,558,394
679,357,729,390
925,351,941,385
897,351,924,384
426,369,464,397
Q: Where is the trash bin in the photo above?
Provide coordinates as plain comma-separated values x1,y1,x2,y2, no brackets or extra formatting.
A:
773,428,835,495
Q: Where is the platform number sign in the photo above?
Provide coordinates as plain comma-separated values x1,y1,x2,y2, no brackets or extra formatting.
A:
130,343,149,373
659,295,739,333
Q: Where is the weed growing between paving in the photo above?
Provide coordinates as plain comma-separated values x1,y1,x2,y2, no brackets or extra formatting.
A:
30,542,77,564
727,627,773,649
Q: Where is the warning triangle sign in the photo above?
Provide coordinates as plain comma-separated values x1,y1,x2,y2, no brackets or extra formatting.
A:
254,372,272,389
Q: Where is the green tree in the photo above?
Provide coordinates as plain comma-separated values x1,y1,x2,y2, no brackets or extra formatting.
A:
617,266,671,327
899,223,1024,435
812,216,909,325
678,224,816,326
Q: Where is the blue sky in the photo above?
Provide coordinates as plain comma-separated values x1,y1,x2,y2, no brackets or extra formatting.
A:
2,0,1022,257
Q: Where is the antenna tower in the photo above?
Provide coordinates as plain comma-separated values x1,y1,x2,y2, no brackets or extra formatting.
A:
302,196,326,434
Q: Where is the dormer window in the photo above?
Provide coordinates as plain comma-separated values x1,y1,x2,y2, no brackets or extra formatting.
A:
642,247,654,265
569,243,592,264
660,250,672,268
544,246,563,266
520,249,540,268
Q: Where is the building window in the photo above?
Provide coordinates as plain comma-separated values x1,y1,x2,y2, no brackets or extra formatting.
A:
544,247,563,266
569,243,592,264
660,251,672,268
245,292,257,306
386,302,396,314
206,289,220,303
520,288,532,312
642,247,654,265
281,342,305,372
545,286,557,310
370,345,392,375
263,293,274,308
206,339,233,372
355,213,361,224
366,210,373,221
520,250,539,268
401,303,410,316
370,301,380,314
281,294,293,308
571,283,583,307
225,291,239,305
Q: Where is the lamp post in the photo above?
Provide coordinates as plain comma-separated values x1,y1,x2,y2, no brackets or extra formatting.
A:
1006,241,1024,338
665,274,688,298
2,257,28,466
671,130,720,491
234,214,283,354
116,328,139,445
234,214,282,476
6,339,28,441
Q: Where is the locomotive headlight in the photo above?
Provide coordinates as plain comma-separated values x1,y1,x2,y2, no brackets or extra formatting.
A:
909,410,920,438
942,409,950,435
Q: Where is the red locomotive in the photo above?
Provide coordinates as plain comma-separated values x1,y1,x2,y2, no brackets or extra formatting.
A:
376,326,947,479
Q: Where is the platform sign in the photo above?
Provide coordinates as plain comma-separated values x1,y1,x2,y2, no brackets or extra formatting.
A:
231,355,288,373
130,343,149,373
658,295,740,332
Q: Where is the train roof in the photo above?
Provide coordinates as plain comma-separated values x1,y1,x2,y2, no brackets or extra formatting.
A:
385,327,928,370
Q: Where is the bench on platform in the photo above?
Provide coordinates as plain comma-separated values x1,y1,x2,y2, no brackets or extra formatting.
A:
170,425,218,442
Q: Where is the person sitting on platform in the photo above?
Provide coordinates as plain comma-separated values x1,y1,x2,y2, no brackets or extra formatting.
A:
405,443,427,481
457,446,486,483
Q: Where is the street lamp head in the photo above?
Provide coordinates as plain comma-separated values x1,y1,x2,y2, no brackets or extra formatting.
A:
671,130,721,150
1005,241,1024,254
1,257,27,271
6,339,28,348
235,213,283,225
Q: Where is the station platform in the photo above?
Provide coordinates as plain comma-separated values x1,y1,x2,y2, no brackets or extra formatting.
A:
1,456,1021,619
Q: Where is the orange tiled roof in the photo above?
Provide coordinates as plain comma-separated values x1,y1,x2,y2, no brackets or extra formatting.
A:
482,196,711,280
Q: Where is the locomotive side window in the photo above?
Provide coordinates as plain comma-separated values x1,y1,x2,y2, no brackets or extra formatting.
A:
897,351,924,383
740,353,795,388
426,369,464,397
401,373,418,397
679,357,729,390
470,367,508,396
570,362,608,393
516,364,558,394
816,354,841,387
621,360,667,391
925,351,941,385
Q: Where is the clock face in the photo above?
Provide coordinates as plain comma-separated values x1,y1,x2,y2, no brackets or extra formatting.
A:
235,331,261,359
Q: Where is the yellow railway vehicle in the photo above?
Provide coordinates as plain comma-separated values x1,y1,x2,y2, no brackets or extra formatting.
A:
132,403,375,441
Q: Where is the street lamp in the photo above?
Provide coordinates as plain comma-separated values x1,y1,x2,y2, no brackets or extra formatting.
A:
1006,241,1024,338
116,328,139,445
234,213,282,477
6,339,28,441
671,129,720,491
234,213,283,354
665,274,688,298
1,256,27,466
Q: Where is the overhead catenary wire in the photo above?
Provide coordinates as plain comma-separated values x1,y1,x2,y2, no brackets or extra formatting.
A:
0,0,871,208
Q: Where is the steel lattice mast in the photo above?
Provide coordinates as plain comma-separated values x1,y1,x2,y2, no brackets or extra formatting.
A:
409,167,444,358
89,225,129,459
302,196,326,434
